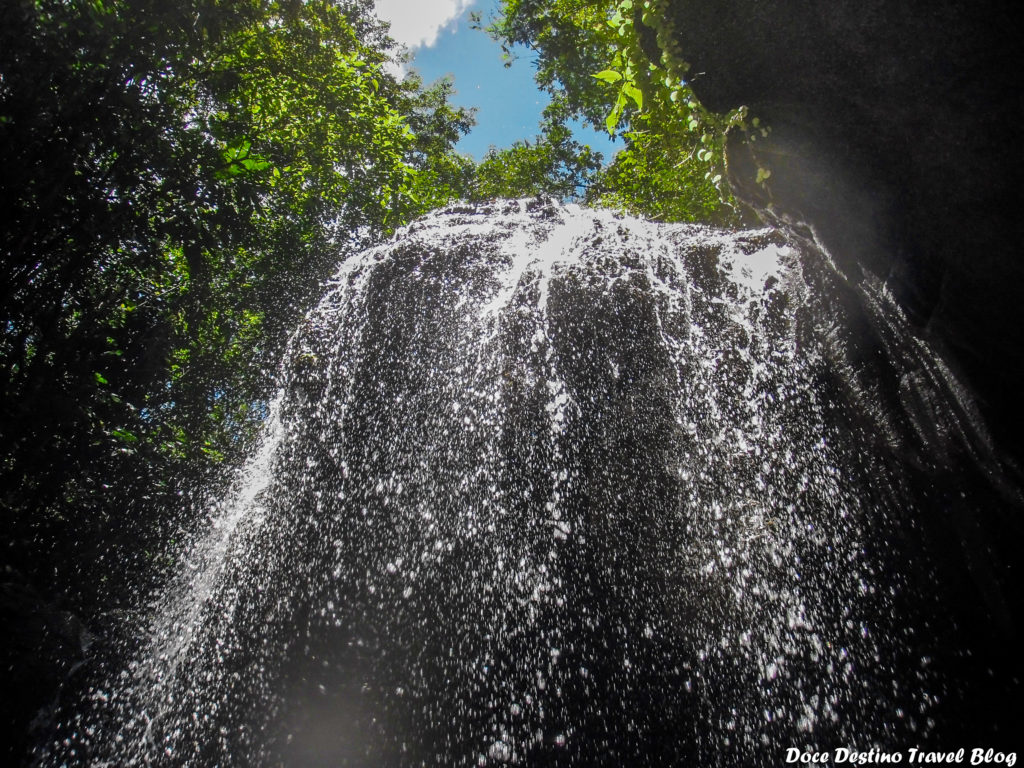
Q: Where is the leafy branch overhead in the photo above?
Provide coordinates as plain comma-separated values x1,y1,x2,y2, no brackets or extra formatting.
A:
0,0,476,609
487,0,753,224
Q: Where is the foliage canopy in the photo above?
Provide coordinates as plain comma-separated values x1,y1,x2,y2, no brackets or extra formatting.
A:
484,0,753,224
0,0,474,606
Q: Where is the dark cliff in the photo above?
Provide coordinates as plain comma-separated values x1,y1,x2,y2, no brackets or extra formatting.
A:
664,0,1024,465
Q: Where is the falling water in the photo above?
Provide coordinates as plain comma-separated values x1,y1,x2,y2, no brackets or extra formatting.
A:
41,200,1018,766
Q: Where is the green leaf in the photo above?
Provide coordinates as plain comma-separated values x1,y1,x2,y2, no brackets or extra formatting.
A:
241,157,271,172
606,99,625,135
94,372,108,385
593,69,623,84
622,82,643,110
111,428,138,443
222,137,252,163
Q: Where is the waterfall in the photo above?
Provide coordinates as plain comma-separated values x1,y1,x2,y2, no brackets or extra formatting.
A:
40,200,1018,767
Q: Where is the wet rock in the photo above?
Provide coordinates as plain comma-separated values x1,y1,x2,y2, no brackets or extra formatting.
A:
663,0,1024,464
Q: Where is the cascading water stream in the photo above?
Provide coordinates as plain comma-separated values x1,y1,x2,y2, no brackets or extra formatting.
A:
40,200,1019,767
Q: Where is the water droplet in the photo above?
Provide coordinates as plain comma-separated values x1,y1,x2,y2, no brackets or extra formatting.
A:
488,740,511,763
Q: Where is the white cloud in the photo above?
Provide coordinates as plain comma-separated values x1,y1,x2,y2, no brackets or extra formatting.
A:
374,0,474,50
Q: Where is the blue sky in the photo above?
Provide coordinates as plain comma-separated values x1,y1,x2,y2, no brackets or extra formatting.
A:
373,0,618,162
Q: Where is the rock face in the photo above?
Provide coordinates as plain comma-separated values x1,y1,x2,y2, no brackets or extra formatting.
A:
664,0,1024,463
41,202,1021,766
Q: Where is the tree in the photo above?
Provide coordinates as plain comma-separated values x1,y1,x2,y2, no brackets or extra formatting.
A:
484,0,753,224
0,0,474,614
470,110,603,201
